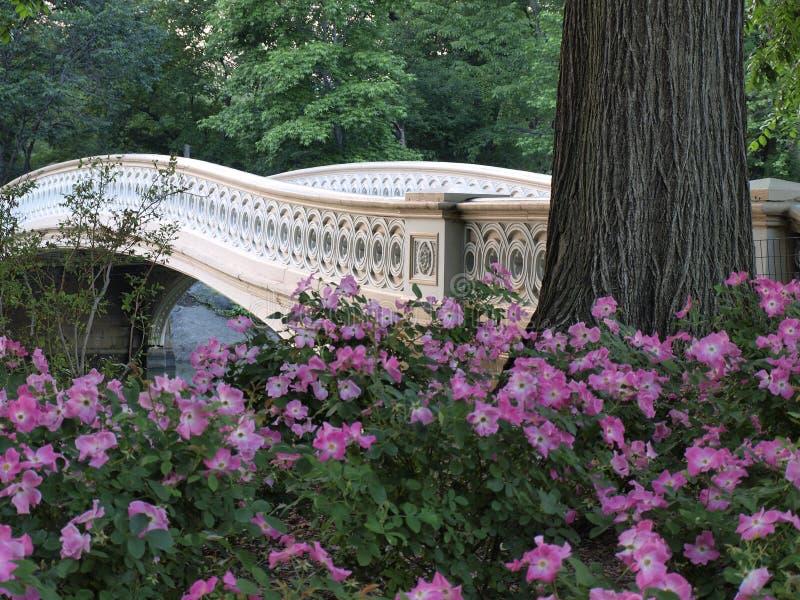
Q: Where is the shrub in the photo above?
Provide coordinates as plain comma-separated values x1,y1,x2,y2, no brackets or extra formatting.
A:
0,268,799,599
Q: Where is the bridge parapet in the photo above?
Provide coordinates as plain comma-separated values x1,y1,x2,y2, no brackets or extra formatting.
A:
9,156,553,323
271,161,551,199
11,156,798,330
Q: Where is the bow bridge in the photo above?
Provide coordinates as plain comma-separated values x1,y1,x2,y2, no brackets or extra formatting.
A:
7,155,800,366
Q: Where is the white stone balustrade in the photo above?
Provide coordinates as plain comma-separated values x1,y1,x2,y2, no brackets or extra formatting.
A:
6,155,552,322
7,155,800,327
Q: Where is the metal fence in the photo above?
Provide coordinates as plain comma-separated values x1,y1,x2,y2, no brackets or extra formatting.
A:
754,237,799,282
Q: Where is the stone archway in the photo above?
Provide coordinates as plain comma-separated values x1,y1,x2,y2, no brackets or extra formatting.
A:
145,270,197,374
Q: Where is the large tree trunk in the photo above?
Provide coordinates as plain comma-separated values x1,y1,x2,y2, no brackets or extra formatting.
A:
532,1,753,335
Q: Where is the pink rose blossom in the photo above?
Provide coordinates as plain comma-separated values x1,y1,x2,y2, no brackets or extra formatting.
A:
683,530,719,565
59,523,90,559
128,501,169,538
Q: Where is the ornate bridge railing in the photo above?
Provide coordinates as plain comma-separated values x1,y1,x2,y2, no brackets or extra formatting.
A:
7,155,552,321
8,155,800,325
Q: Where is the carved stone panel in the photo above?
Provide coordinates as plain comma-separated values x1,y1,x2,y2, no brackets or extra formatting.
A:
409,233,438,285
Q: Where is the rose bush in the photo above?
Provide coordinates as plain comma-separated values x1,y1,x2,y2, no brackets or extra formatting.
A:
0,267,798,599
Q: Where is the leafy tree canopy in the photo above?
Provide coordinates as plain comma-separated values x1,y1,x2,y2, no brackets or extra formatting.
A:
0,0,46,42
745,0,800,177
0,0,167,183
202,0,420,173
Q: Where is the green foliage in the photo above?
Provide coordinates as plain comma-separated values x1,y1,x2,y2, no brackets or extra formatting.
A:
0,158,181,381
0,0,167,183
202,0,420,173
0,180,42,332
746,0,800,177
394,0,562,171
0,0,46,43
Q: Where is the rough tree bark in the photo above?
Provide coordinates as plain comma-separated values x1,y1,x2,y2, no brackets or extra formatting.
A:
531,1,753,335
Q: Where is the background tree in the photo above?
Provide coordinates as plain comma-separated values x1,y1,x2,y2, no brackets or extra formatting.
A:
0,180,42,333
745,0,800,178
392,0,561,172
0,0,45,42
202,0,420,173
0,0,167,183
532,1,754,334
110,0,242,168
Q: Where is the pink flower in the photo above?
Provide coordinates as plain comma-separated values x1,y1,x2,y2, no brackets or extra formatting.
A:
227,315,253,334
181,576,218,600
599,415,625,449
213,383,245,414
675,296,692,319
437,297,464,329
410,406,434,426
266,375,291,398
380,352,403,383
21,444,62,473
204,448,242,475
59,523,90,559
75,431,117,468
0,449,21,484
651,470,687,495
70,499,105,530
337,275,359,296
683,530,719,565
633,540,670,589
127,501,169,538
31,348,48,374
176,399,210,440
736,508,780,541
338,379,362,401
685,445,721,476
0,525,33,582
222,571,240,592
268,541,310,568
0,470,42,514
309,541,352,582
735,567,770,599
312,423,348,462
251,513,282,539
64,380,100,424
399,572,463,600
589,591,643,600
591,296,618,319
725,271,748,286
524,421,574,458
284,400,308,422
506,535,571,583
785,457,800,489
466,401,500,436
7,393,40,433
567,322,600,349
342,422,376,450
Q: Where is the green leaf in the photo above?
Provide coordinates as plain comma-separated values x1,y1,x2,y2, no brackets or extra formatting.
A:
55,558,79,578
250,565,270,586
567,557,602,587
412,283,422,299
127,536,145,559
486,478,503,492
146,529,173,551
207,474,219,492
368,481,387,505
129,513,149,536
357,544,375,566
235,578,260,594
149,480,171,502
406,515,421,533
